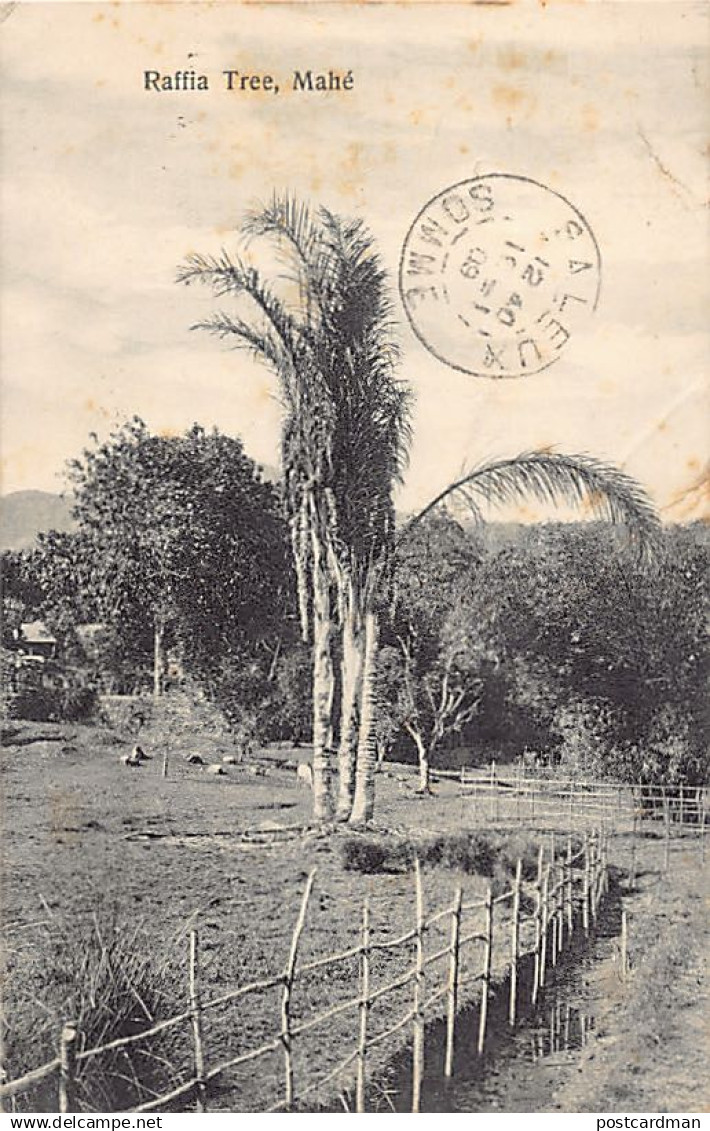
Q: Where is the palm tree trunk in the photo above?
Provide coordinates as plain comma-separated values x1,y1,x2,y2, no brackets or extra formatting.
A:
336,600,364,821
310,525,335,821
350,609,380,824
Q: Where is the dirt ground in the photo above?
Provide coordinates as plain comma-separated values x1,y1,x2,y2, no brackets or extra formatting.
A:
1,718,706,1113
554,848,710,1114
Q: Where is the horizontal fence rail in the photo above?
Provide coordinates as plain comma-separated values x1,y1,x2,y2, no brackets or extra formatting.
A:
2,767,706,1114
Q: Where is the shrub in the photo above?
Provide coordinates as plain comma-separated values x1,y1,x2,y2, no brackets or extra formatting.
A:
4,911,187,1112
341,837,390,874
340,830,544,881
99,694,154,733
5,684,96,724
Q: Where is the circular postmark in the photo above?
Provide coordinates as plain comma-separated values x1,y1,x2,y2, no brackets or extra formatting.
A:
399,174,601,379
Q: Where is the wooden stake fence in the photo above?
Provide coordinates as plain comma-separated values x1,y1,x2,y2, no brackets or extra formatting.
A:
532,844,544,1006
539,866,550,991
0,823,626,1115
188,930,207,1112
281,869,316,1110
58,1024,77,1115
477,885,493,1056
509,860,522,1027
355,900,370,1114
411,860,425,1113
620,909,628,982
444,888,463,1078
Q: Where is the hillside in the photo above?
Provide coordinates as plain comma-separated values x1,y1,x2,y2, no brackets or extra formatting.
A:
0,491,75,551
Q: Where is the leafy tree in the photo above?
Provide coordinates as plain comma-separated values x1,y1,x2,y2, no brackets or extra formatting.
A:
384,516,485,790
467,522,708,783
55,419,292,700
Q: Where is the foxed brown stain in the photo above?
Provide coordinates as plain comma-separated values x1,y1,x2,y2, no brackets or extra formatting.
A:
338,142,365,193
492,84,525,111
256,381,273,406
491,83,538,126
497,47,526,71
581,103,600,132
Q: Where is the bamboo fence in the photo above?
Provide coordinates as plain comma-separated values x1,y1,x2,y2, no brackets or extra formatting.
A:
2,827,611,1114
1,769,706,1114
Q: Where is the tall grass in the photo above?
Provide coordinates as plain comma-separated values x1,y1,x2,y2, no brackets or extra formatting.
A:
3,910,190,1111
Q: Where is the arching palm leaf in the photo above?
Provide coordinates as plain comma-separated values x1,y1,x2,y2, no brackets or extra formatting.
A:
400,451,660,563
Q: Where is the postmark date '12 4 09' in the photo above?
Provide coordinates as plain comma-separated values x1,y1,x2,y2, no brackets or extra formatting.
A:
399,174,601,379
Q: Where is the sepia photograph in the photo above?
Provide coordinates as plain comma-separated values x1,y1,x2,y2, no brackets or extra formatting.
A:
1,0,708,1118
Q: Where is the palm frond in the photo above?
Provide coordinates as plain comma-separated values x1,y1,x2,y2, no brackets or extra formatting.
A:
177,250,303,370
399,451,661,563
242,192,333,324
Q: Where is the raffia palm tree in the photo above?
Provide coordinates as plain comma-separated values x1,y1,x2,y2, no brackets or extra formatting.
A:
179,192,660,826
177,195,411,822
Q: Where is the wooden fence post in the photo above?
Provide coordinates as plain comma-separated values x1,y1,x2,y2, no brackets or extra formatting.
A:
553,860,561,966
549,834,558,966
568,786,574,830
412,860,425,1113
509,860,522,1027
59,1023,77,1114
630,811,638,891
444,888,463,1078
566,835,573,939
589,833,598,923
701,790,706,864
663,791,671,873
489,761,497,822
356,899,370,1113
582,830,590,935
281,869,316,1110
477,885,493,1055
539,868,549,990
189,929,207,1112
531,777,536,822
532,844,544,1005
620,909,628,982
162,751,169,779
515,765,522,825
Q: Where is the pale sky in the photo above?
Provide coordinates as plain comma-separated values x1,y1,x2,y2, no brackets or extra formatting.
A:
1,0,708,520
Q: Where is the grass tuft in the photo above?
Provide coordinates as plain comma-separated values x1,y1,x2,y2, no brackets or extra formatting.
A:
3,909,189,1112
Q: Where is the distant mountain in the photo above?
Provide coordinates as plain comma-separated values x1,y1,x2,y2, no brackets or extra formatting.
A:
0,491,75,551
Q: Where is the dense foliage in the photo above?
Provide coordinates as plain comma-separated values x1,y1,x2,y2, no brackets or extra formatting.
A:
383,519,708,786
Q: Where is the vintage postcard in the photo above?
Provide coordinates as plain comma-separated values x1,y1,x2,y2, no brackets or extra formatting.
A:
1,0,708,1119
